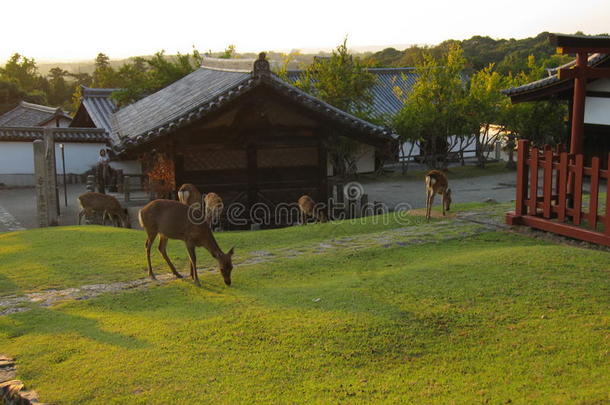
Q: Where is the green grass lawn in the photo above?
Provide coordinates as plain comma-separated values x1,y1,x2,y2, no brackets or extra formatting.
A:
1,212,609,403
0,212,429,296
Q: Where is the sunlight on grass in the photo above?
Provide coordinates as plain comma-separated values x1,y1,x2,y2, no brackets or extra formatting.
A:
0,232,608,403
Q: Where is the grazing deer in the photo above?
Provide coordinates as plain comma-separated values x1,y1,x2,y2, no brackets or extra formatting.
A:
298,195,328,225
138,199,234,286
177,183,202,206
425,170,452,220
78,192,131,228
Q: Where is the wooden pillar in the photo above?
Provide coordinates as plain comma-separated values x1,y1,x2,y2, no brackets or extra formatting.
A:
246,143,258,215
569,51,587,155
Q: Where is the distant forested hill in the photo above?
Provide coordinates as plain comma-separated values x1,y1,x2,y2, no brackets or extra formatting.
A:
366,31,607,74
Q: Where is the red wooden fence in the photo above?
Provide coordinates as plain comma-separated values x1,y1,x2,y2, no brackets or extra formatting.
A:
506,139,610,246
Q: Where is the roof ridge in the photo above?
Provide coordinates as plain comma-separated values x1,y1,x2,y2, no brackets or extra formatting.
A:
19,101,60,113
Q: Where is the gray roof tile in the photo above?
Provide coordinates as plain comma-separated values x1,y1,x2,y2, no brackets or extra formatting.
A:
0,101,71,127
0,126,108,143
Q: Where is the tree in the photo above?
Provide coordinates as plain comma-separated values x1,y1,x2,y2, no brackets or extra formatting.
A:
288,39,377,177
0,53,40,92
47,67,72,107
468,64,511,167
502,56,568,147
219,45,237,59
393,44,476,170
111,49,203,106
92,53,120,88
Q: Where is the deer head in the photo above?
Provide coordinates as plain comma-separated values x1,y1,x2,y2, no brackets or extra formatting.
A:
218,247,235,285
444,189,452,212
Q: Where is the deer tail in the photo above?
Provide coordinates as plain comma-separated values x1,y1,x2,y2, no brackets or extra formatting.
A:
177,190,189,204
425,175,436,188
138,209,144,228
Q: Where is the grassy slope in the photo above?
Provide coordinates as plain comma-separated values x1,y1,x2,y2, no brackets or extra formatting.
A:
0,213,429,296
0,224,609,403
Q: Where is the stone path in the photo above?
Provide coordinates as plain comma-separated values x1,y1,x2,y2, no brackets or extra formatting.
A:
0,204,25,232
0,206,509,316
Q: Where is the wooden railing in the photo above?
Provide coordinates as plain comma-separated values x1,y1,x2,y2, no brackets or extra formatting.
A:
507,139,610,247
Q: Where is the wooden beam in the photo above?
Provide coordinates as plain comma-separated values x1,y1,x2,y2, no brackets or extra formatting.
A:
558,47,610,55
510,214,610,247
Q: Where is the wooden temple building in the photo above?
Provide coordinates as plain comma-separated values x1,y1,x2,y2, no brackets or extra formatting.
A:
505,34,610,246
72,53,394,226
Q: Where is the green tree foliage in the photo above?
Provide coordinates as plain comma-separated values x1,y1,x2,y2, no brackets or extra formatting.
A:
92,53,120,88
502,56,567,146
288,39,377,176
468,64,512,167
110,49,203,106
296,39,375,116
47,67,72,107
219,45,237,59
0,53,40,92
393,44,476,169
369,32,575,76
0,54,50,114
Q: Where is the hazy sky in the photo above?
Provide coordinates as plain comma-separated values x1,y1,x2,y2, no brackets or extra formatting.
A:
2,0,609,62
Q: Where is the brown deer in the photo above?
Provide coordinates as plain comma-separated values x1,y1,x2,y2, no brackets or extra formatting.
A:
204,192,224,228
177,184,224,228
177,183,202,206
77,192,131,228
138,199,234,286
298,195,328,225
425,170,452,220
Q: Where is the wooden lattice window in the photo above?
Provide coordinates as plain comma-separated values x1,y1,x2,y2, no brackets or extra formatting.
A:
257,147,318,168
183,148,247,171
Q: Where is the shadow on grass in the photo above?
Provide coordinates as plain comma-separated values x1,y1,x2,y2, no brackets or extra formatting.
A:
2,307,149,349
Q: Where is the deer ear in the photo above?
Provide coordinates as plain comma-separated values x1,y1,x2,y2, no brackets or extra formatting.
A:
228,247,235,256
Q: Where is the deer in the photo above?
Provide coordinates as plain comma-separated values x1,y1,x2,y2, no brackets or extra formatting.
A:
138,199,234,286
424,170,452,220
77,192,131,228
298,195,328,225
177,184,224,229
177,183,202,206
204,192,224,228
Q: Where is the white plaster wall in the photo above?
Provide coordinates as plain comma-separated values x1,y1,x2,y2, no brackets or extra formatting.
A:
0,142,35,174
0,141,107,175
326,143,376,175
584,97,610,126
354,144,376,173
55,143,108,173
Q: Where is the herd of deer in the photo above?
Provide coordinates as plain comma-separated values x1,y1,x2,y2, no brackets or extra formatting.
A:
76,171,451,287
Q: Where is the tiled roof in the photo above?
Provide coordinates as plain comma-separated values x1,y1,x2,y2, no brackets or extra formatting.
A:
286,67,418,118
0,126,108,143
111,55,395,153
503,53,610,97
0,101,71,127
111,68,251,148
79,87,118,132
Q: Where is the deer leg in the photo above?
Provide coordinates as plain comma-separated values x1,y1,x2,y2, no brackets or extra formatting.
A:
426,191,435,220
186,242,200,286
441,193,446,216
78,209,85,225
158,236,182,278
145,233,157,280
